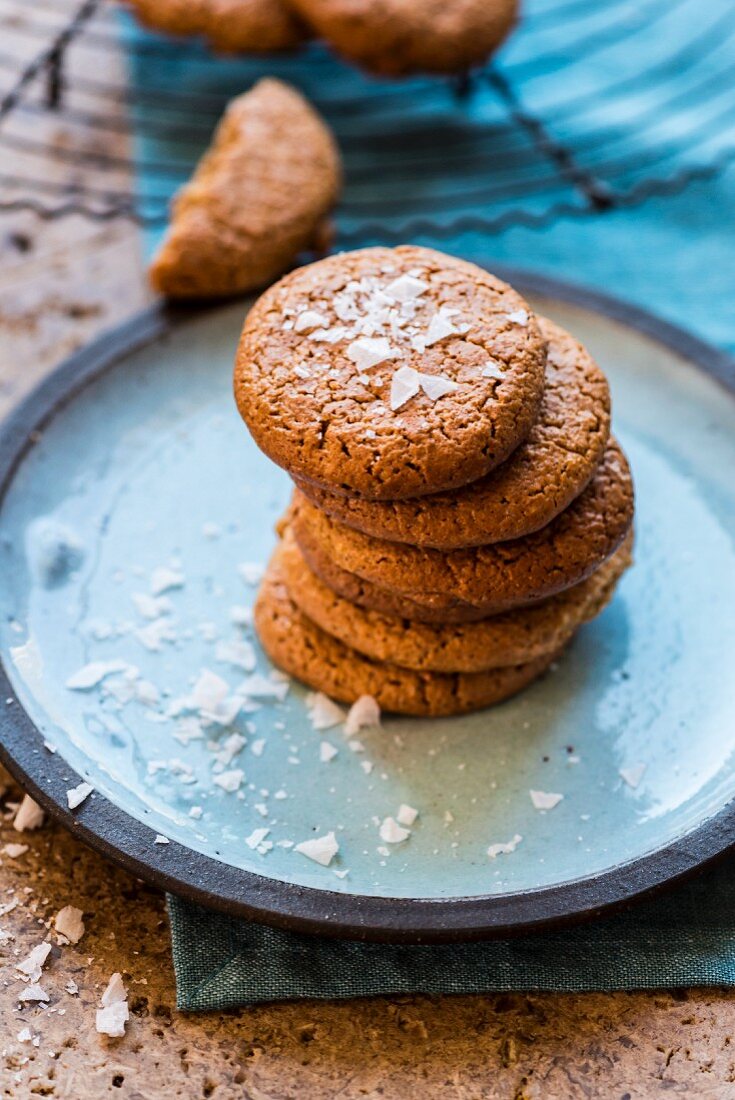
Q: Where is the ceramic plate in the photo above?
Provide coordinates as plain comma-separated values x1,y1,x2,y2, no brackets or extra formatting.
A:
1,270,735,943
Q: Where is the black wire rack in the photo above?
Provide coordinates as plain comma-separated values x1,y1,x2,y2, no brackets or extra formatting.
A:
1,0,734,246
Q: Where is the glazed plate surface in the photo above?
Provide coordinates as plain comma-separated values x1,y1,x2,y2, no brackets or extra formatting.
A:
1,272,734,940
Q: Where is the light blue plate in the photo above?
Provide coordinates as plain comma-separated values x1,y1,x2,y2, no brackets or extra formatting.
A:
1,275,734,940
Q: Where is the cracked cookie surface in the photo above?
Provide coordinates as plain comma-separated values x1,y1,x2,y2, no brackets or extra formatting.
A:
234,246,547,500
296,316,611,548
278,526,632,672
254,548,562,716
291,439,634,614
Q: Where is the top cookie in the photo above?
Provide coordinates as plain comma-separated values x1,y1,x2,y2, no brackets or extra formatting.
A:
287,0,517,76
296,316,611,548
234,246,548,500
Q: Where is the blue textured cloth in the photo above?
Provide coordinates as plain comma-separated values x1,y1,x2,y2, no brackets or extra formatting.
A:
126,0,735,1007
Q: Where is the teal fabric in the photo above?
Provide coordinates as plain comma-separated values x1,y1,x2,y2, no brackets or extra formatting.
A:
125,0,735,1007
169,859,735,1010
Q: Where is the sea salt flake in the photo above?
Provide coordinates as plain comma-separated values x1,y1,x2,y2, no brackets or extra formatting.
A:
245,827,270,850
620,763,647,789
383,274,428,302
54,906,84,944
345,695,381,735
529,789,563,811
309,325,349,344
135,618,176,652
65,660,129,690
319,740,338,763
348,739,365,753
507,309,528,326
214,732,247,766
17,1027,33,1043
238,672,289,701
251,738,266,757
16,942,51,982
396,804,419,827
294,365,311,380
390,365,420,411
132,592,172,620
238,562,263,585
173,717,204,745
424,310,459,347
418,372,459,401
481,360,505,379
379,816,410,843
67,782,93,810
346,336,398,372
487,834,523,859
229,605,252,627
215,639,256,672
150,566,184,595
102,972,127,1007
19,983,49,1004
13,795,44,832
360,761,373,775
96,973,128,1037
254,802,268,817
191,669,229,711
188,806,203,820
294,831,339,867
65,979,79,995
153,834,169,845
294,309,328,333
3,843,28,859
307,692,346,731
213,769,244,793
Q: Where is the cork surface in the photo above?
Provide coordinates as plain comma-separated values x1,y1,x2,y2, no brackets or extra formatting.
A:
1,7,735,1090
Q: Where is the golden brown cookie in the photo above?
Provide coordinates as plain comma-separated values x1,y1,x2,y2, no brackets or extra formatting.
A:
234,246,548,500
290,439,635,615
149,79,340,299
296,316,611,548
254,549,562,716
287,0,517,76
278,527,632,672
127,0,307,53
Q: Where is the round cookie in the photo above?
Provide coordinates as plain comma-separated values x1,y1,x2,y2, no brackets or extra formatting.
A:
127,0,308,53
254,551,562,717
279,528,632,673
234,246,548,500
296,316,611,549
290,438,635,615
287,0,517,77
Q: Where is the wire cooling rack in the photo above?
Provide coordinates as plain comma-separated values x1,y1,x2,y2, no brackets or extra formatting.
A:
1,0,735,246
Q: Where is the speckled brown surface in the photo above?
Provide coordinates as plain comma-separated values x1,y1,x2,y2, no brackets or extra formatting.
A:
291,439,635,615
297,315,611,549
1,12,734,1085
235,246,548,499
127,0,308,54
150,79,341,299
279,525,632,672
287,0,518,76
254,546,560,713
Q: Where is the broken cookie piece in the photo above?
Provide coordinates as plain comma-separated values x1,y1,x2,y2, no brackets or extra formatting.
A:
126,0,308,54
149,79,341,299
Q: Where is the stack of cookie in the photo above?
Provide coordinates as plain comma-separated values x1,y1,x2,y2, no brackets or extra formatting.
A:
234,246,634,717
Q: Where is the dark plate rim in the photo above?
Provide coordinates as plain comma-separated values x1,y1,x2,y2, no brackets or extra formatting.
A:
0,267,734,944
